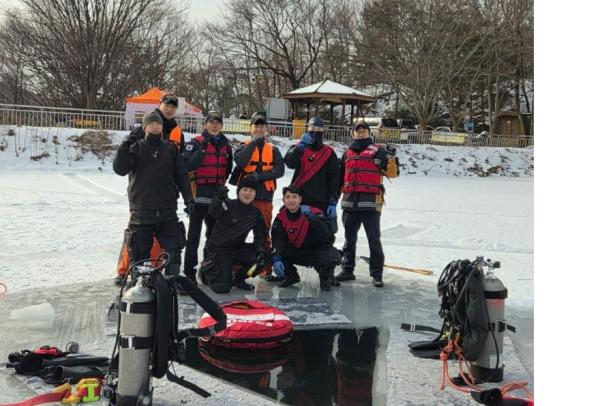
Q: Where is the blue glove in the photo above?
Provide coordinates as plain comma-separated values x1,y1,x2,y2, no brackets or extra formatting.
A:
300,205,312,216
300,133,313,145
326,202,337,219
296,133,313,152
271,255,285,277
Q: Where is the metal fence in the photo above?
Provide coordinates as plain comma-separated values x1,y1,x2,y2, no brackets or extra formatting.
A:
0,103,533,148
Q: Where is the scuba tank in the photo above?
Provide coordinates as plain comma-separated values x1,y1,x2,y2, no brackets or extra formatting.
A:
104,254,227,406
116,261,155,405
469,259,508,383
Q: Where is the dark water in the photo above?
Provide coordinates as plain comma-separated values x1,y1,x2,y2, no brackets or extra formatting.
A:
184,327,385,405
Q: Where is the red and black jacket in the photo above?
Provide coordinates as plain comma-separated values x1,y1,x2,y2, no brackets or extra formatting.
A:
271,206,334,253
284,144,339,206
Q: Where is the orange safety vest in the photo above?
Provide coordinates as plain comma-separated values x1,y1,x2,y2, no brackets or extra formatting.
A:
239,139,276,191
168,126,183,149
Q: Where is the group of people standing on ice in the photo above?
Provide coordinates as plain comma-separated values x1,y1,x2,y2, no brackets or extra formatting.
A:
113,94,399,294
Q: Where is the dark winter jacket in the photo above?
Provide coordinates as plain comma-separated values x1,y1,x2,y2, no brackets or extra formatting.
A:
231,137,285,201
284,143,339,206
271,207,335,255
206,196,266,253
338,138,399,212
182,130,233,205
113,134,193,215
129,108,185,150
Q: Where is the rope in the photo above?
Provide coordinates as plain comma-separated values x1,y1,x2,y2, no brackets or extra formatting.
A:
439,338,533,402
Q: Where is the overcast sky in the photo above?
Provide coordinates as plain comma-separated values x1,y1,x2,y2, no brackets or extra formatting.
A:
0,0,226,24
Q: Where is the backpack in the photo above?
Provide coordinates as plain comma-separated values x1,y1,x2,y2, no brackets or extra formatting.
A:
198,300,293,349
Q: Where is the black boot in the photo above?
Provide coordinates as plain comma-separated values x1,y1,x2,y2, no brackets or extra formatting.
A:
372,276,384,288
234,272,255,291
235,280,255,290
319,277,332,291
113,275,126,287
279,273,300,288
335,269,356,282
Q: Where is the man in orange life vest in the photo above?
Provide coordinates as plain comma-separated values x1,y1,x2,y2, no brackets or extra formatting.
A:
270,185,341,291
113,93,186,286
335,120,399,288
182,111,233,286
284,116,339,217
230,113,284,280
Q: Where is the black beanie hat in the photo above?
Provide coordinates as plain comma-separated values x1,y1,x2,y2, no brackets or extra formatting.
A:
142,111,163,129
238,175,258,193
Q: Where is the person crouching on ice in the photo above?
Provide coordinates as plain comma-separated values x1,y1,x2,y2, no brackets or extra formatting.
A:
199,176,267,293
113,111,194,280
270,185,341,291
335,120,400,288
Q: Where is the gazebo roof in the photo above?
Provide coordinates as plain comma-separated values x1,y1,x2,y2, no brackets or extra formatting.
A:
282,80,376,105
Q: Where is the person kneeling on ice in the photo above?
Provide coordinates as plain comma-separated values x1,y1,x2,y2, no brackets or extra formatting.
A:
113,111,194,280
199,176,267,293
270,185,341,291
335,120,400,288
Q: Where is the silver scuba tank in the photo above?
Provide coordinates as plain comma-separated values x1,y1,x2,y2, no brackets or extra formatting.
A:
470,261,507,383
116,262,155,406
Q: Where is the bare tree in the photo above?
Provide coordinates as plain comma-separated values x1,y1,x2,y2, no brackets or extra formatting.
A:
207,0,331,91
3,0,191,109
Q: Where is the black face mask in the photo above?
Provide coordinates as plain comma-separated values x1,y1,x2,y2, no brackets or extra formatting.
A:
146,131,162,139
350,137,373,151
309,131,324,148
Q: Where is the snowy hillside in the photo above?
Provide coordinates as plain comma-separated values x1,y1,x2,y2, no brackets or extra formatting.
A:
0,126,534,177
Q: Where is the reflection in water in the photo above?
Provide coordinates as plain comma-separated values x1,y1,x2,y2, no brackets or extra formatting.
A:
184,327,383,405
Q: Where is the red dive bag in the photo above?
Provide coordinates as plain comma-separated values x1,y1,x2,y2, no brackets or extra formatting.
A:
198,300,293,349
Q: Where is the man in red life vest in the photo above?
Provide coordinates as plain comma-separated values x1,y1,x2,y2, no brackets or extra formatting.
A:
270,185,341,291
335,120,399,288
230,113,285,280
284,116,339,216
182,111,233,286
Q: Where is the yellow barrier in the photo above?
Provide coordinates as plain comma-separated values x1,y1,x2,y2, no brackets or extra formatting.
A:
224,119,251,134
430,133,466,144
292,119,306,139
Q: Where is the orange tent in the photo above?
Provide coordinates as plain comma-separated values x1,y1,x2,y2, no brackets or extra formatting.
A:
125,87,202,129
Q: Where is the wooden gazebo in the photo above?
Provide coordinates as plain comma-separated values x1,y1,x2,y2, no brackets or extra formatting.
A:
282,80,376,124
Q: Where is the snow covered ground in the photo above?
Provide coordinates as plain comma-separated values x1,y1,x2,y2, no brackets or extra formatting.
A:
0,126,533,404
0,126,534,306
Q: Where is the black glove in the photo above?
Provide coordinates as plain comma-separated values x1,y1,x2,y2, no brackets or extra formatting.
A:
386,144,397,155
216,186,229,201
124,132,142,146
256,251,267,268
184,201,195,217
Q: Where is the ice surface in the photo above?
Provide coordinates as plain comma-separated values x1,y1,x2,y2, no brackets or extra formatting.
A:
0,126,533,404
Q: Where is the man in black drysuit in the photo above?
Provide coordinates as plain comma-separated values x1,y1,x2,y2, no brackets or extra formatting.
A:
113,110,194,277
199,176,267,293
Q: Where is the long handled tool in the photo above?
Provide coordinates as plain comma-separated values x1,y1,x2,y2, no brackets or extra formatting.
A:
359,256,433,276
